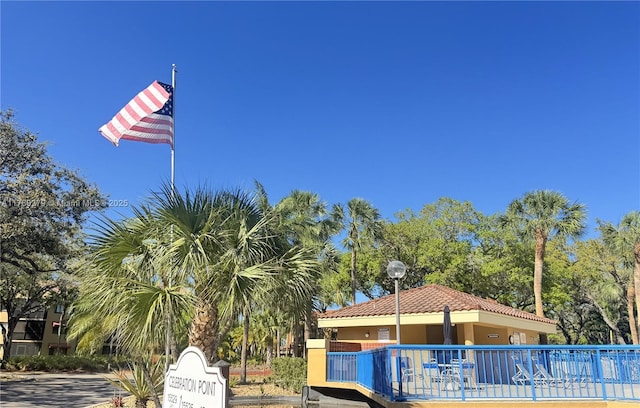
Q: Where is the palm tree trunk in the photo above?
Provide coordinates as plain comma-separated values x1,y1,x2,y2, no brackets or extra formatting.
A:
164,294,172,372
170,336,178,365
534,234,547,317
276,328,281,357
534,233,548,345
350,247,357,304
240,310,250,383
293,319,303,357
303,305,313,359
627,280,638,345
266,343,273,366
189,300,219,363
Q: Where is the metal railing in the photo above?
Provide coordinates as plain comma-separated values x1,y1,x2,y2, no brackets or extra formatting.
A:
327,345,640,402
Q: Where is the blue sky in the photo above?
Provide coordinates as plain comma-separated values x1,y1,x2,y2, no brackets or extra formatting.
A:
2,1,639,239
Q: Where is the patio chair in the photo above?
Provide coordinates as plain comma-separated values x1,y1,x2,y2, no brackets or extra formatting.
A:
457,361,478,390
445,358,478,390
400,356,414,383
532,358,570,388
439,360,462,391
422,361,441,386
511,355,539,386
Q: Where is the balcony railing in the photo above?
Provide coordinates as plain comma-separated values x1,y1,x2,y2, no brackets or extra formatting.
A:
327,345,640,402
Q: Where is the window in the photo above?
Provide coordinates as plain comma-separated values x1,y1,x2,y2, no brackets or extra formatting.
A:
14,342,41,356
12,321,46,341
55,305,65,314
25,321,45,340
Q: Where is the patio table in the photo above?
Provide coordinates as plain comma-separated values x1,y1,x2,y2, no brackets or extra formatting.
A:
439,362,476,390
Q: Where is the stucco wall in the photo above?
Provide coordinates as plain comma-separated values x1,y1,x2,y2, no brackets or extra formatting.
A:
473,326,509,345
401,324,428,344
338,326,396,342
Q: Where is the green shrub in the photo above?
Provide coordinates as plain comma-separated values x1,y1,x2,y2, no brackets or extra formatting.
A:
270,357,306,393
106,359,164,408
228,375,239,388
247,355,266,366
5,354,128,372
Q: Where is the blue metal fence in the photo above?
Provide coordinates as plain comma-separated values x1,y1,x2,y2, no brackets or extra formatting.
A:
326,345,640,402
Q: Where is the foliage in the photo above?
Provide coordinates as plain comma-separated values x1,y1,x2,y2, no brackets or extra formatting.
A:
106,359,165,408
110,396,125,408
469,214,535,307
598,212,640,344
335,198,384,304
72,181,324,390
228,376,239,388
365,198,484,297
500,190,586,321
271,357,307,393
255,185,342,364
0,110,105,361
3,354,126,372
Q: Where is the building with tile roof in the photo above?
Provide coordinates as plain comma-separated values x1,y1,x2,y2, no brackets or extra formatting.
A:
316,284,556,346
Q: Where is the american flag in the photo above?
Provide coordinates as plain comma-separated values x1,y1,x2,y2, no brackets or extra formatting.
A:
99,80,174,147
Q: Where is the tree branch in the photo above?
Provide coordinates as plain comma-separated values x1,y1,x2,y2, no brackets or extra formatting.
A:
1,250,59,275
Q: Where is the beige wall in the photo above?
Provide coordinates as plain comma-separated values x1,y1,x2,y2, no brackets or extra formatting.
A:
426,325,444,344
0,305,76,358
338,326,395,342
42,308,76,354
401,324,427,344
0,309,7,359
335,322,542,346
338,324,437,344
473,326,509,345
507,328,540,345
306,339,329,386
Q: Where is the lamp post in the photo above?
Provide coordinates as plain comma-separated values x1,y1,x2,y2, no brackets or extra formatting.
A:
387,260,407,344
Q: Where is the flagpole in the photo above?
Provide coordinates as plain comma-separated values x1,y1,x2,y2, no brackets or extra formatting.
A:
166,64,177,373
171,64,177,198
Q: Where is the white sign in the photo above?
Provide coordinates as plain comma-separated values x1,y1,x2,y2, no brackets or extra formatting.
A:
520,332,527,344
378,327,390,341
163,346,227,408
512,332,521,345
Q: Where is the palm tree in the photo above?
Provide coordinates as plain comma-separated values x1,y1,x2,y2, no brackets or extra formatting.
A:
154,184,293,364
217,217,322,381
164,183,324,380
70,208,194,407
600,211,640,344
500,190,586,324
336,198,384,304
272,189,342,356
620,212,640,344
253,185,343,358
73,183,321,364
74,182,326,399
72,207,194,357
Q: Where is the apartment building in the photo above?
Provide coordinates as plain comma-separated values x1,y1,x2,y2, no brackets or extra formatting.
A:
0,304,76,359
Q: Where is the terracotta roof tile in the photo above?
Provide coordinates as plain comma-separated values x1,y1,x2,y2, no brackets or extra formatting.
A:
319,284,556,325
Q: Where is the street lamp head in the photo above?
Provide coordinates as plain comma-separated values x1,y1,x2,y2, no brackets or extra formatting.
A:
386,260,407,279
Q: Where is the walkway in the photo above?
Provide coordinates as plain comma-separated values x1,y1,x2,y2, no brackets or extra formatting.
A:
0,372,122,408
